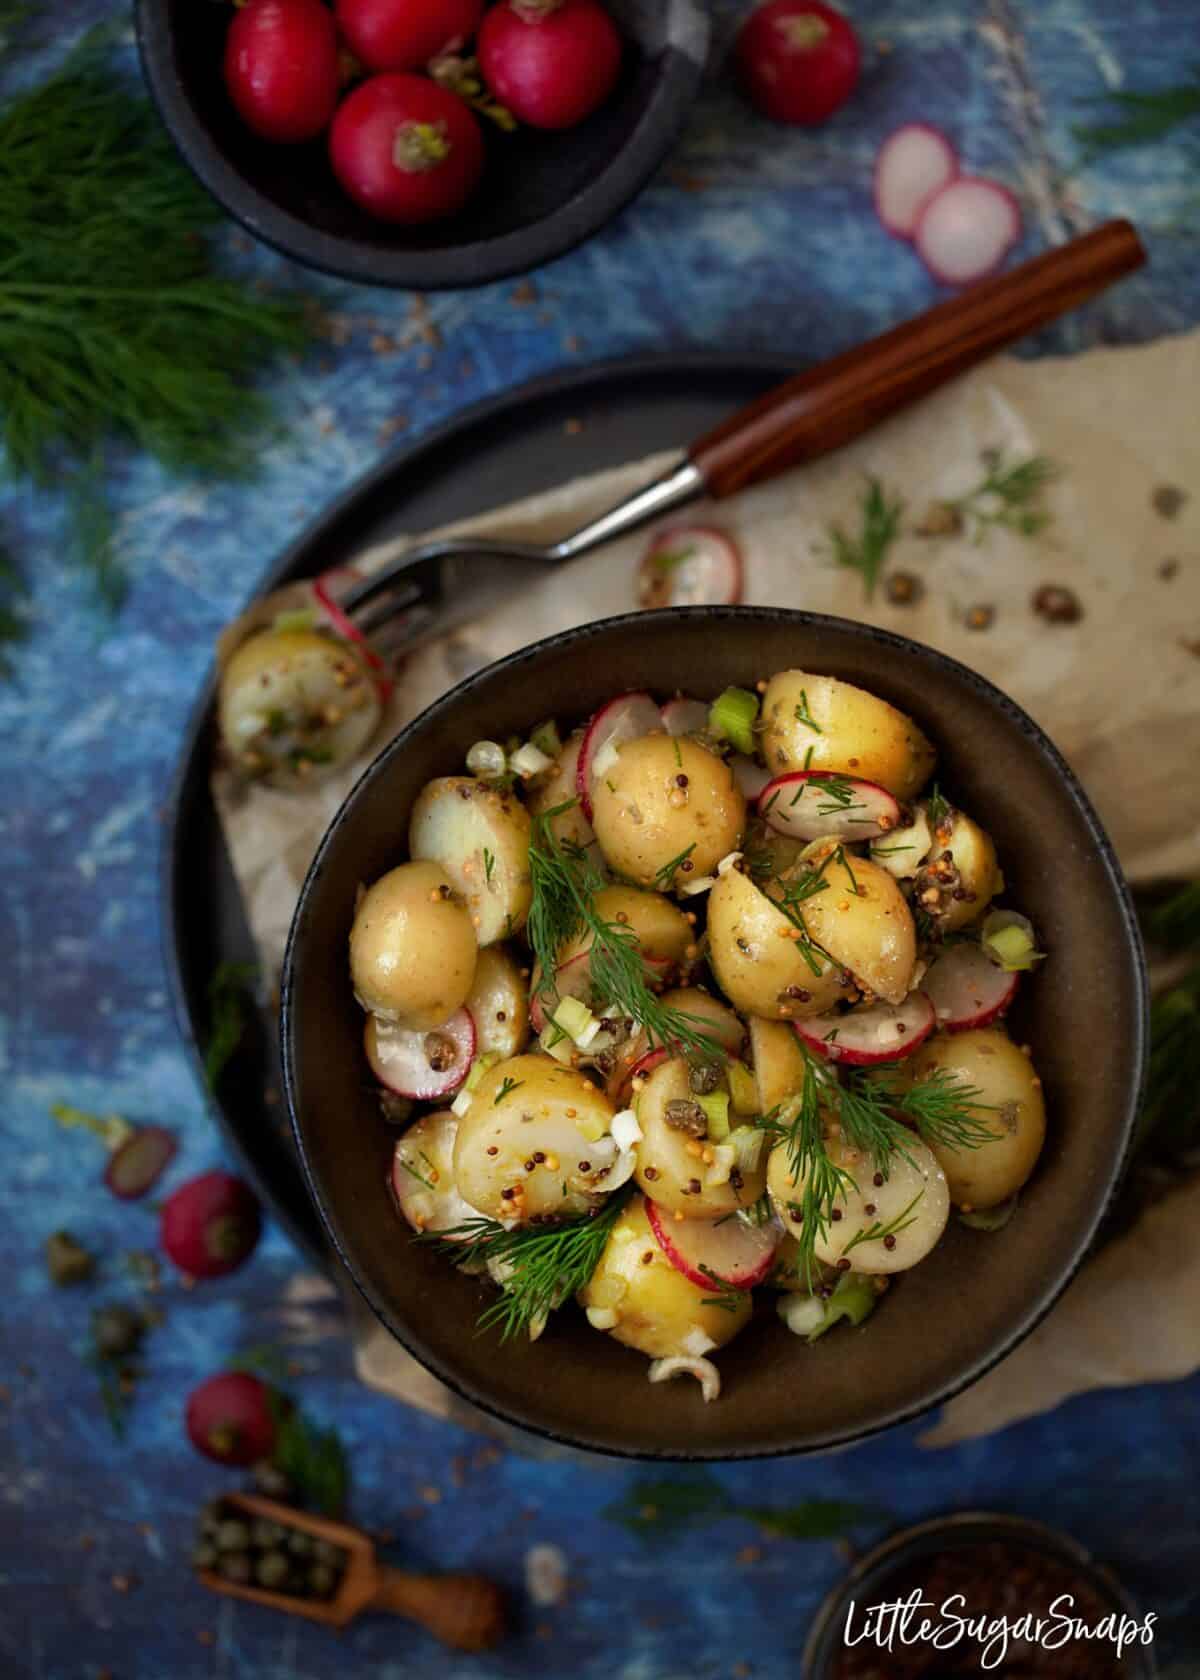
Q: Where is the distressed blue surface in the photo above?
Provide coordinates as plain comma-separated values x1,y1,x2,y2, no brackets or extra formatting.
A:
2,2,1199,1676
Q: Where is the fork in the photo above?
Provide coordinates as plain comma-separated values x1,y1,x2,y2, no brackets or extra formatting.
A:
335,220,1144,653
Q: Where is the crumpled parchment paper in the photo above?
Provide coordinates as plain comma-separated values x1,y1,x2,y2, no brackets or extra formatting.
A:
213,327,1200,1447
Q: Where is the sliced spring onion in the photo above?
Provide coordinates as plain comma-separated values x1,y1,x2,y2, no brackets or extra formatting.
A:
464,1050,502,1092
708,686,759,755
648,1355,720,1402
726,1060,758,1115
680,874,716,897
530,719,563,760
511,741,554,780
610,1108,643,1151
586,1306,620,1331
705,1143,736,1187
730,1124,764,1175
697,1089,731,1142
552,995,599,1047
538,1022,575,1065
466,740,507,778
783,1271,879,1342
982,910,1045,972
273,607,317,633
777,1294,827,1338
716,850,743,877
450,1088,474,1117
959,1194,1019,1231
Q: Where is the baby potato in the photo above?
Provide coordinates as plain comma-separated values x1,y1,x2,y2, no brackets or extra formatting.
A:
744,815,810,880
707,865,851,1021
453,1054,616,1223
917,805,1003,933
760,670,935,801
350,862,477,1029
768,1133,949,1274
634,1058,767,1219
795,844,917,1006
557,885,693,970
529,730,598,854
579,1194,751,1359
658,987,746,1056
590,735,745,889
748,1017,808,1112
909,1028,1046,1208
218,627,382,790
391,1110,481,1237
409,777,532,946
465,947,530,1060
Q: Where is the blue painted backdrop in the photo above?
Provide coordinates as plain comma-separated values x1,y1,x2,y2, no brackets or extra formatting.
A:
2,2,1198,1676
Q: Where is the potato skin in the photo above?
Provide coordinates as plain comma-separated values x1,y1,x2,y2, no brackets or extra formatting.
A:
218,627,382,790
909,1028,1046,1208
707,865,850,1021
748,1017,808,1112
634,1057,767,1219
465,947,530,1059
580,1194,751,1359
768,1132,949,1274
409,776,532,946
557,885,693,970
658,988,746,1056
591,735,745,888
453,1054,616,1222
918,806,1003,933
760,670,935,800
350,862,477,1029
795,844,917,1006
391,1110,480,1236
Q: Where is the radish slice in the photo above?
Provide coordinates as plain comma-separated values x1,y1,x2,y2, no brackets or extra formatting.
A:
636,526,742,612
646,1198,780,1290
923,942,1018,1031
366,1008,476,1099
614,1046,669,1108
105,1126,177,1199
759,771,901,843
661,697,710,737
730,754,771,801
915,176,1021,286
874,123,958,239
576,691,662,821
794,993,935,1065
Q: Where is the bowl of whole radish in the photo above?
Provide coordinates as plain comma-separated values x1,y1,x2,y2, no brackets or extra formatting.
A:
136,0,711,288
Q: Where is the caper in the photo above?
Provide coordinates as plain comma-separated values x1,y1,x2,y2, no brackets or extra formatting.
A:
90,1303,144,1360
251,1519,286,1548
308,1562,337,1599
215,1519,252,1553
218,1552,252,1584
192,1543,218,1572
311,1539,342,1567
255,1551,290,1590
45,1229,95,1287
286,1530,313,1558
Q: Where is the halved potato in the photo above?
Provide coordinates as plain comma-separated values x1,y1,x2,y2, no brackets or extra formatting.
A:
749,1017,808,1112
590,734,745,889
556,885,694,971
909,1028,1046,1208
634,1057,767,1219
409,777,532,946
767,1132,949,1274
917,806,1003,933
760,670,935,800
218,627,382,790
707,865,850,1021
465,947,530,1060
579,1194,751,1359
350,862,477,1029
529,730,598,854
658,988,746,1056
795,843,917,1005
391,1110,481,1236
453,1054,616,1223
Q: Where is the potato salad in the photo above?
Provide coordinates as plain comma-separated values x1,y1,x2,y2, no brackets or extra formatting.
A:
349,673,1047,1403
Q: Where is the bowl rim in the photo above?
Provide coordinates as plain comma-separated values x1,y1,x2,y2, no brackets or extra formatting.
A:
282,604,1149,1460
133,0,711,290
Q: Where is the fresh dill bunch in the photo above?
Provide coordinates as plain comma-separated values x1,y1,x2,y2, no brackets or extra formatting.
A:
890,1067,1000,1152
756,1054,853,1287
826,477,904,601
0,42,312,605
1074,66,1200,160
952,451,1059,541
419,1190,630,1342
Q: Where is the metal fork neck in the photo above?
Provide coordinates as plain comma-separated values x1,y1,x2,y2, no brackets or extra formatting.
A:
547,458,705,563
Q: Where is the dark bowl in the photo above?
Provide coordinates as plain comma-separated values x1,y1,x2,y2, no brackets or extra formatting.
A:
281,607,1147,1459
135,0,710,289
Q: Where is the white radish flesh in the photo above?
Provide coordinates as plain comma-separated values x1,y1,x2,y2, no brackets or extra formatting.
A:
646,1198,780,1289
636,526,743,612
661,697,711,736
870,804,933,878
915,176,1021,286
366,1007,476,1099
390,1110,483,1238
923,942,1018,1031
759,771,901,844
874,123,959,238
576,692,662,821
793,992,935,1066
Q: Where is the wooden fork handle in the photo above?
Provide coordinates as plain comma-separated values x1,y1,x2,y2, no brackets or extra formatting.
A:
689,219,1145,501
370,1567,507,1650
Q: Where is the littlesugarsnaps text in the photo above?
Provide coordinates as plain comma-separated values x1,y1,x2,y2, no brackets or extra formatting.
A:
843,1588,1156,1670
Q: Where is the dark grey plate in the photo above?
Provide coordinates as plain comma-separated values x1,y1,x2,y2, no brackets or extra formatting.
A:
160,351,800,1267
135,1,709,289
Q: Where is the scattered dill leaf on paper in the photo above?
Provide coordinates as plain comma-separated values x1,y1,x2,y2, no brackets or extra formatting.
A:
826,477,904,600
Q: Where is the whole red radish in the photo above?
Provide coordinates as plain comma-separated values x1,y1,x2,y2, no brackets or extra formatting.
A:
223,0,341,144
330,74,485,223
186,1372,277,1467
335,0,484,74
736,0,860,127
160,1170,262,1279
478,0,622,131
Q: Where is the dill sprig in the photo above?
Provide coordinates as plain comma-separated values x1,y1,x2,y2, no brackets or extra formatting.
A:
1074,67,1200,159
793,688,823,732
841,1190,925,1259
756,1056,852,1287
697,1265,749,1314
0,42,312,605
419,1191,630,1342
604,1472,879,1544
654,842,696,892
204,961,258,1092
952,451,1059,541
827,477,904,600
889,1068,1000,1152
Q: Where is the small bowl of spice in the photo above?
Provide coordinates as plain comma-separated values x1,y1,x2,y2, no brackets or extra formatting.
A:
803,1511,1158,1679
136,0,710,289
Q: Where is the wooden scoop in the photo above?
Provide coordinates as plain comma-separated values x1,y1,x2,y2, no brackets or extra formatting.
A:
196,1492,507,1650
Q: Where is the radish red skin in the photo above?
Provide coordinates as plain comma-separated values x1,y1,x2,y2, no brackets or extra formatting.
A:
478,0,623,132
736,1,861,127
224,0,341,145
160,1170,263,1279
646,1197,779,1289
330,74,485,224
186,1371,277,1467
335,0,484,74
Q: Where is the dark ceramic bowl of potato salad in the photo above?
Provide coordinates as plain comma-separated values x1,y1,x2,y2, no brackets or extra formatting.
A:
280,606,1146,1458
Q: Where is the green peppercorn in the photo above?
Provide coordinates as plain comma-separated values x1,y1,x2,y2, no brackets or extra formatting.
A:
45,1230,95,1286
251,1519,286,1549
255,1551,290,1590
308,1562,337,1599
215,1519,252,1554
311,1539,342,1567
90,1303,143,1360
286,1530,313,1558
192,1543,218,1572
218,1552,252,1585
